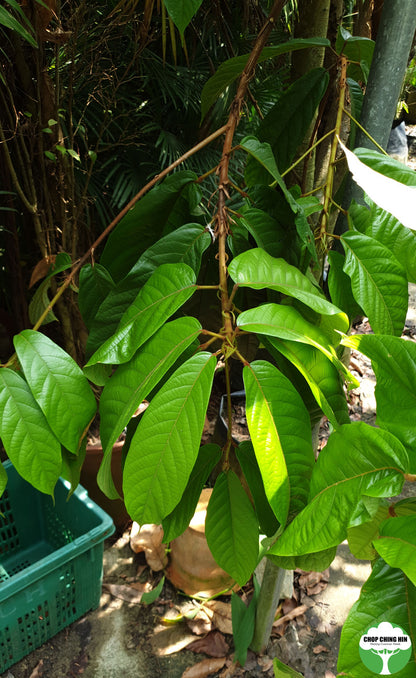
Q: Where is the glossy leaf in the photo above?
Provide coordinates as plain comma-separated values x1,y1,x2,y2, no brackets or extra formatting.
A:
341,230,408,336
14,330,96,454
229,248,345,319
98,317,202,499
232,586,258,666
201,39,330,121
233,208,286,259
243,361,314,525
250,68,329,174
164,0,202,34
268,547,337,573
338,558,416,677
240,135,280,186
0,368,61,495
347,504,389,561
273,658,304,677
236,441,279,537
78,264,115,331
100,171,197,282
342,333,416,466
264,337,350,428
350,200,416,283
327,250,362,321
123,352,216,523
237,303,356,386
269,422,408,557
374,516,416,585
162,444,222,543
205,470,259,587
87,263,197,366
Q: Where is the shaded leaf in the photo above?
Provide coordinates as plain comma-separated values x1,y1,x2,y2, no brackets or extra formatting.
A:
14,331,96,454
269,423,408,557
142,576,165,605
28,279,58,326
0,463,7,498
341,230,408,336
327,250,362,321
201,39,329,121
186,631,229,657
234,208,287,259
0,368,61,495
273,657,305,677
162,444,222,543
164,0,203,34
99,317,202,499
205,471,259,587
240,135,280,186
0,5,37,47
123,353,216,523
374,516,416,586
347,504,389,561
236,441,279,537
243,360,314,524
87,263,196,366
78,264,115,331
231,589,257,666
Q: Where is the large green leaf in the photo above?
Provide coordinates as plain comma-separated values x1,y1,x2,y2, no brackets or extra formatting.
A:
164,0,202,34
229,248,346,319
269,422,408,557
78,264,115,331
237,303,356,386
201,39,329,121
268,547,337,573
327,250,363,321
236,441,279,537
243,361,314,525
100,171,197,282
240,136,281,187
264,337,350,428
342,333,416,467
232,586,258,667
0,368,61,495
123,352,216,523
336,27,374,82
233,208,287,259
205,470,259,587
347,504,389,561
249,68,329,174
86,224,209,355
162,443,222,543
355,148,416,187
87,263,196,366
351,200,416,283
338,558,416,677
98,317,202,499
373,516,416,586
14,331,96,454
341,230,408,336
0,4,37,47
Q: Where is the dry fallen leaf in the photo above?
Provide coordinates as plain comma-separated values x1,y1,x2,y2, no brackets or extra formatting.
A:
151,622,197,656
29,660,44,678
306,582,327,596
130,522,167,571
186,607,213,636
29,257,55,288
102,583,144,604
204,600,233,635
272,604,308,629
186,631,229,657
313,644,329,655
181,657,227,678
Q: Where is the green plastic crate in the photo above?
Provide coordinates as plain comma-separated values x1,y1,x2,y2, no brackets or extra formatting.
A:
0,461,115,672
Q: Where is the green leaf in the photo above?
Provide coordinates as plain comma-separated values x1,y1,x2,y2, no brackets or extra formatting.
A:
341,230,408,336
44,151,56,161
45,252,72,281
373,516,416,585
83,363,113,387
268,547,337,573
264,337,350,428
205,470,259,587
162,444,222,543
232,587,258,666
123,352,216,524
250,68,329,174
28,279,58,326
269,422,408,557
100,171,197,282
0,5,37,47
237,303,357,387
347,504,389,561
164,0,202,34
327,249,362,321
0,463,7,499
229,248,346,319
142,576,165,605
0,368,61,495
350,200,416,283
243,361,314,525
233,208,287,259
60,441,87,498
98,317,202,499
273,657,304,677
201,39,330,121
240,136,280,186
336,27,375,82
338,558,416,677
86,263,196,366
14,330,96,454
342,334,416,466
67,148,80,161
78,264,115,331
236,441,279,537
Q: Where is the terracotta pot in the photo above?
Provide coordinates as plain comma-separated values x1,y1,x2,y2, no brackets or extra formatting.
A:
81,440,130,529
165,488,237,597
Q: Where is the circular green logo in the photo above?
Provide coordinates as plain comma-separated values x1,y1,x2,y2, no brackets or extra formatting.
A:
359,621,412,674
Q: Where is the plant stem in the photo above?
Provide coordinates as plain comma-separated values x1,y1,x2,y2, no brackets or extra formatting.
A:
250,559,287,653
